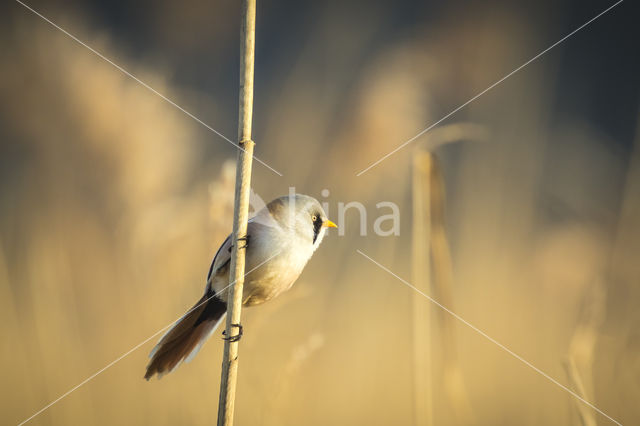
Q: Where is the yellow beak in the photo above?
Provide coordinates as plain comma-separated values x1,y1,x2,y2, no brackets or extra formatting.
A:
324,219,338,228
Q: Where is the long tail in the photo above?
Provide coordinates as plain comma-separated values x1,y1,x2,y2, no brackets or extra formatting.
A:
144,292,226,380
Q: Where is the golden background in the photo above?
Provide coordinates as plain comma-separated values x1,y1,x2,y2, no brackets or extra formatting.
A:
1,1,638,425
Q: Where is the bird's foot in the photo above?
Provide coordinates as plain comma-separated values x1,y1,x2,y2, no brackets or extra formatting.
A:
237,235,250,249
222,323,243,342
229,235,250,252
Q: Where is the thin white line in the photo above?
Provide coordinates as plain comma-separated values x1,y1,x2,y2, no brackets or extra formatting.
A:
13,0,283,177
356,0,624,176
17,249,282,426
356,249,622,426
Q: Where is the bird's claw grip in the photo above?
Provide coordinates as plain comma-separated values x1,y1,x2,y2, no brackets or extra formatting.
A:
238,235,249,249
222,323,243,342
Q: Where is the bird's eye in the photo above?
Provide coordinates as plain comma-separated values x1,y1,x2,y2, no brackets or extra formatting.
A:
311,215,318,222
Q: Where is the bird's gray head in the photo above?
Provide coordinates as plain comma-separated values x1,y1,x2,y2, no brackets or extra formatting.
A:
254,194,336,248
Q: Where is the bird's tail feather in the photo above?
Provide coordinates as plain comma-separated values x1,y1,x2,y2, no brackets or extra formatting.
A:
144,292,226,380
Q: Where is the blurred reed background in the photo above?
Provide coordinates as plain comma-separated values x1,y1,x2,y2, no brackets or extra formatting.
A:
1,0,639,425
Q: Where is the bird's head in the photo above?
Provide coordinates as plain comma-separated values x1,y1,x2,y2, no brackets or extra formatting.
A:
258,194,337,247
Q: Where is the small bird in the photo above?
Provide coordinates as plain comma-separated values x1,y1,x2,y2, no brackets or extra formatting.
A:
144,194,336,380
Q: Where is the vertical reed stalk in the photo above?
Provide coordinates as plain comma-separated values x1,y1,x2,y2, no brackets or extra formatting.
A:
217,0,257,424
412,151,434,426
563,357,597,426
413,123,485,424
429,154,473,424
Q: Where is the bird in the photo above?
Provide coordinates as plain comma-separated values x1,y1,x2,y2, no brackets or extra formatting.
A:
144,194,336,380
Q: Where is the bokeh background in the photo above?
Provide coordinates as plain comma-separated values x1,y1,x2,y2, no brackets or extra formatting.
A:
1,0,639,425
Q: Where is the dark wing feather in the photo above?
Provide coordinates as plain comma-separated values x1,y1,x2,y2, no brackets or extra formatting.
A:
206,234,232,292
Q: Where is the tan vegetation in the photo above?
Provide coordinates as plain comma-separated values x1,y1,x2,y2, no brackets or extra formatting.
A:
1,3,638,425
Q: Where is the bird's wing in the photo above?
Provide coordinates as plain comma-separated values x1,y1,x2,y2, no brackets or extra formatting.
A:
205,216,263,294
205,234,232,292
